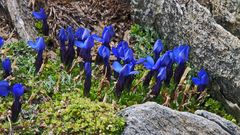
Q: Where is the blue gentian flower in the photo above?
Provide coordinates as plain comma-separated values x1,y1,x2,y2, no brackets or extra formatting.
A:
11,83,24,122
0,80,10,97
75,27,91,41
75,28,91,57
192,68,209,92
2,57,12,77
165,50,174,85
64,26,76,68
93,25,114,46
27,37,46,73
75,36,94,61
98,45,111,81
142,52,170,87
122,48,134,64
58,28,67,63
112,61,139,97
84,62,92,97
93,25,114,63
0,37,4,48
112,41,129,62
153,39,163,61
32,8,49,35
150,67,167,97
173,45,190,84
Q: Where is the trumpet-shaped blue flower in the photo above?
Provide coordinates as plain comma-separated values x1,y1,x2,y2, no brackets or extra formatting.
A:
153,39,163,60
173,45,190,84
0,37,4,48
58,28,67,63
84,62,92,97
164,50,174,85
32,8,49,35
93,25,114,46
0,80,10,97
75,27,91,41
2,57,12,77
27,37,46,73
150,67,167,97
75,36,94,61
98,45,111,81
142,52,171,87
75,28,91,57
112,61,139,97
173,45,190,64
112,41,129,61
11,83,24,122
64,26,76,67
192,68,209,92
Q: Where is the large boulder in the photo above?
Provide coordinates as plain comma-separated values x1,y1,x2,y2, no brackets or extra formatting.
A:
197,0,240,38
119,102,240,135
130,0,240,121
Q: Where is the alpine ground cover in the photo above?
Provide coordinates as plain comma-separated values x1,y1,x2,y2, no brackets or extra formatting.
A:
0,7,238,134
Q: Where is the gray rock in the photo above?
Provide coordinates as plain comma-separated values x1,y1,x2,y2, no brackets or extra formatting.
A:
195,110,240,135
130,0,240,121
5,0,37,41
119,102,238,135
197,0,240,38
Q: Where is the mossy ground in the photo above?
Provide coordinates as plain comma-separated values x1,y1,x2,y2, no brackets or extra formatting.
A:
0,24,238,134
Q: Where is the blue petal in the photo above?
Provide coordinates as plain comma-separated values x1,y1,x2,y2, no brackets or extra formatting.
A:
32,8,47,20
2,58,12,74
82,29,91,40
12,83,24,98
27,41,38,50
84,62,92,75
0,81,10,97
121,64,131,76
36,37,46,51
84,36,94,49
58,28,67,42
135,58,146,64
124,49,134,62
129,71,139,75
0,37,4,48
92,34,103,42
112,61,122,73
98,45,110,59
200,74,209,85
157,67,167,81
75,41,85,48
112,47,119,58
146,56,154,66
198,68,207,77
153,39,163,54
192,77,201,85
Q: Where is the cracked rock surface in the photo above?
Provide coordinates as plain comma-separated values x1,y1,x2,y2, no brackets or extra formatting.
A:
130,0,240,121
119,102,240,135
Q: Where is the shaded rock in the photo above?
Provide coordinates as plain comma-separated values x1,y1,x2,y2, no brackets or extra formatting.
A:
195,110,240,135
119,102,239,135
130,0,240,121
5,0,37,41
197,0,240,38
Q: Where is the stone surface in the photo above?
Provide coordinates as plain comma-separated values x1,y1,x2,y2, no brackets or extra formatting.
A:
119,102,240,135
130,0,240,121
197,0,240,38
195,110,240,135
5,0,37,41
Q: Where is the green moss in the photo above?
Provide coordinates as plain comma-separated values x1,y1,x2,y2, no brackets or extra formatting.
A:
0,41,125,134
203,98,237,124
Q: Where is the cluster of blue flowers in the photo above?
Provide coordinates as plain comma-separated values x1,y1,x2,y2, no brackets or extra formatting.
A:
0,8,209,122
0,37,25,122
